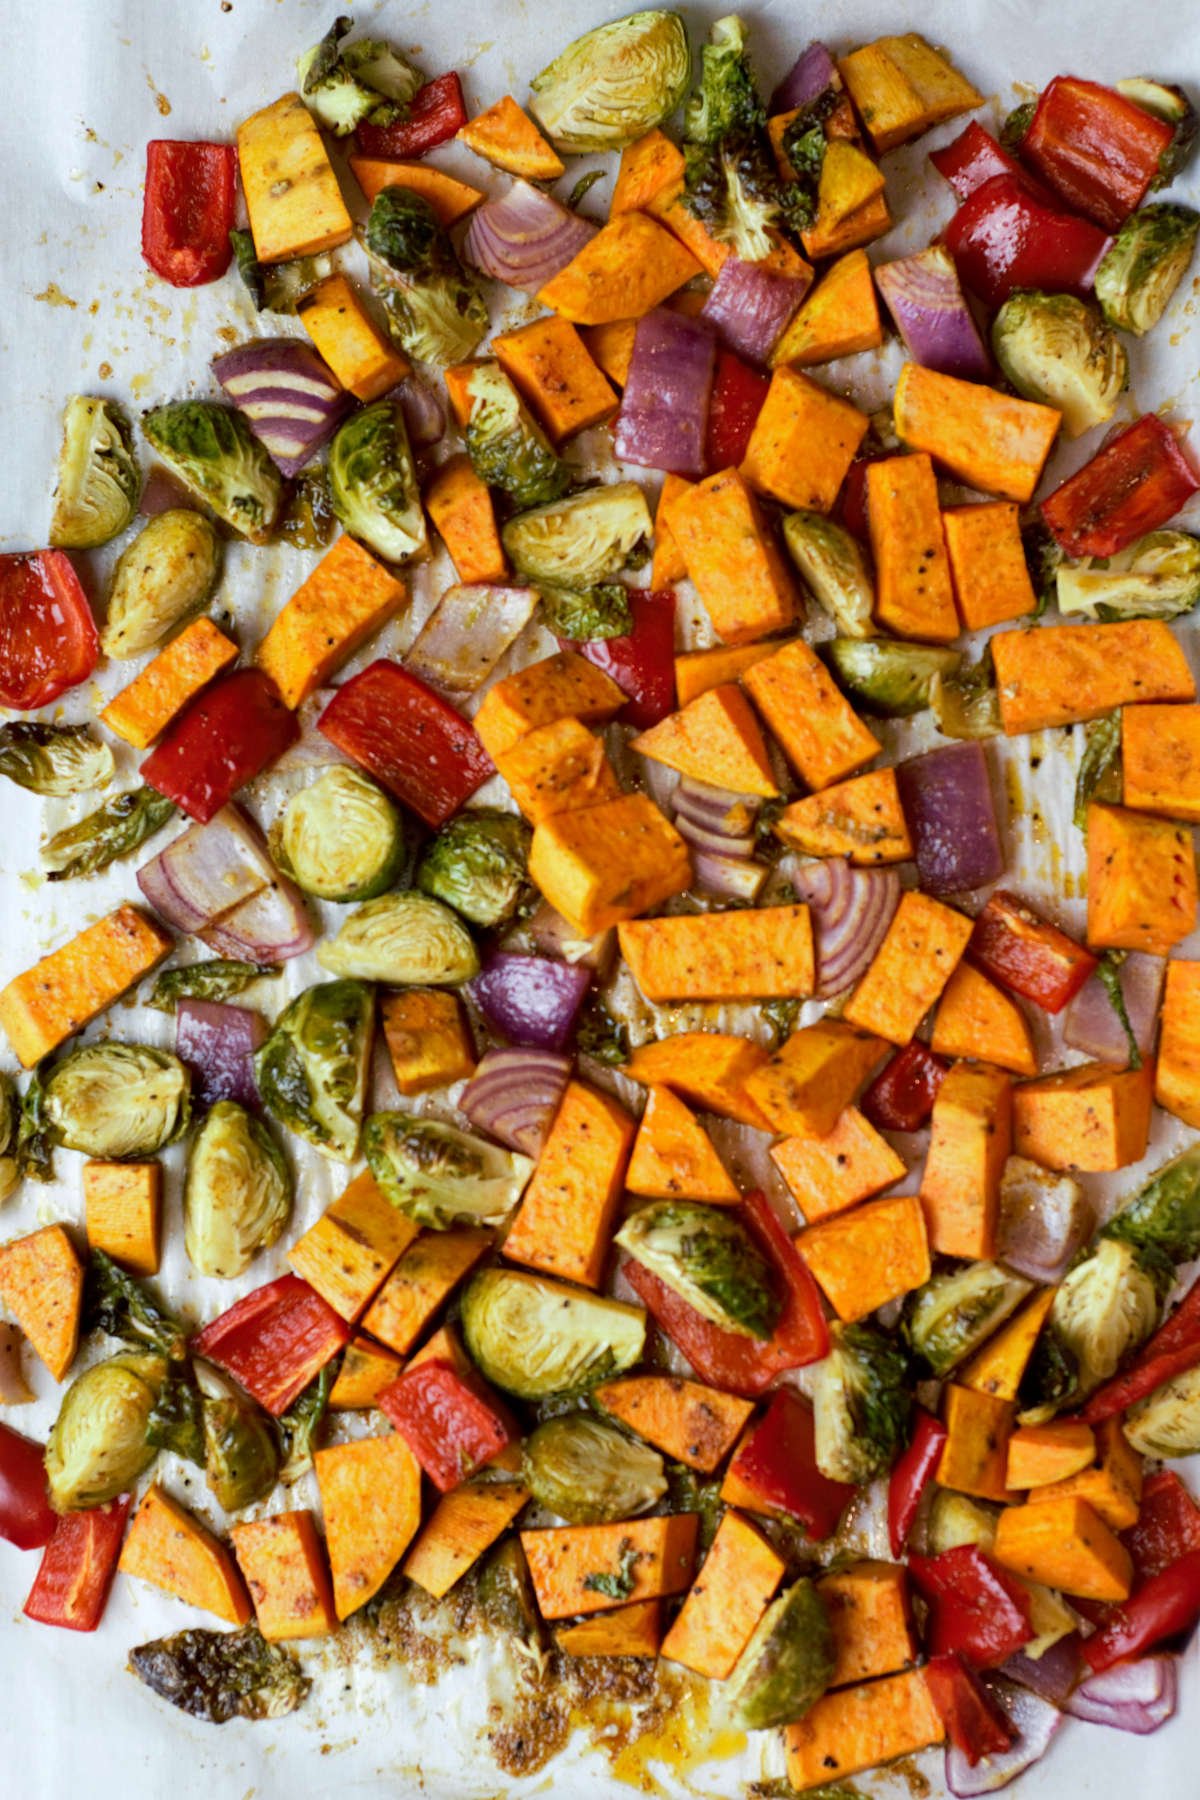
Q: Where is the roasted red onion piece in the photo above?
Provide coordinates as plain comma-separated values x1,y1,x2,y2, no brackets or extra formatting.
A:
790,858,901,997
459,1045,572,1156
701,257,811,366
1063,952,1165,1067
393,373,448,449
769,41,839,114
613,308,717,478
405,584,539,697
1064,1655,1178,1734
463,180,596,293
945,1679,1063,1795
212,338,351,476
177,999,267,1111
875,247,992,381
199,879,314,963
1000,1634,1081,1707
470,952,593,1052
997,1154,1093,1283
137,804,276,934
897,741,1004,896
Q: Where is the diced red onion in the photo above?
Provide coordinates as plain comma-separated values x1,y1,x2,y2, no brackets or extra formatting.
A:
470,953,593,1052
522,901,617,978
896,743,1004,897
1001,1636,1082,1707
998,1159,1093,1284
463,180,596,294
675,813,756,859
1063,952,1165,1067
1064,1656,1178,1734
392,373,447,449
177,999,267,1111
613,309,717,479
272,690,358,772
137,804,276,935
460,1045,572,1156
790,858,901,997
673,777,763,838
701,257,812,367
946,1680,1063,1796
212,339,351,477
875,248,992,381
199,880,314,964
769,42,839,114
692,851,769,903
405,584,539,698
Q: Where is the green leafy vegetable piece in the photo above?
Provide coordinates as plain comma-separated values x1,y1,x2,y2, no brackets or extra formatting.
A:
43,785,177,882
143,401,284,543
1102,1142,1200,1267
276,1364,334,1485
575,997,630,1066
328,399,427,564
128,1624,310,1723
15,1069,54,1185
84,1248,189,1362
50,395,140,549
1074,712,1123,829
581,1535,643,1600
147,1366,206,1466
567,169,608,209
0,723,113,797
1095,952,1142,1070
146,961,281,1013
540,583,632,640
813,1324,912,1483
463,362,572,511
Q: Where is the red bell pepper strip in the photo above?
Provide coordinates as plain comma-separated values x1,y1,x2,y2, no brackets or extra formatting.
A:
192,1274,350,1416
929,121,1039,201
558,588,677,730
887,1406,948,1558
725,1390,855,1539
0,1421,57,1551
355,72,468,159
0,550,99,711
379,1359,518,1492
862,1042,948,1134
1021,77,1175,232
908,1546,1034,1669
141,141,237,288
141,668,298,824
1083,1547,1200,1674
1040,414,1200,559
924,1653,1016,1765
318,659,493,829
1084,1274,1200,1424
705,350,769,473
23,1497,131,1631
1122,1471,1200,1584
968,889,1097,1014
942,173,1111,309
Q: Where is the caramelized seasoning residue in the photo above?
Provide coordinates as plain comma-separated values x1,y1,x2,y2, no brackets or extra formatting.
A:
33,283,78,308
146,71,172,114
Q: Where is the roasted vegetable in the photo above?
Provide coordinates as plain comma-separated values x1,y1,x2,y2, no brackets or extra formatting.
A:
927,1490,999,1555
1124,1359,1200,1458
991,293,1126,439
0,723,113,798
725,1578,834,1730
279,469,337,550
297,16,420,135
364,1114,532,1229
615,1200,780,1340
461,1267,645,1399
538,583,633,641
142,403,283,544
681,15,784,262
1102,1143,1200,1267
184,1101,293,1280
146,960,281,1013
1055,529,1200,621
528,10,690,151
416,810,531,930
44,1043,190,1159
502,482,652,588
83,1249,188,1361
1050,1237,1162,1401
779,87,845,232
1093,202,1200,335
275,1366,333,1485
522,1414,666,1522
783,511,875,639
0,1075,18,1204
200,1374,280,1511
253,979,374,1162
905,1263,1033,1378
463,363,571,510
49,395,139,549
42,785,177,882
145,1364,206,1466
813,1323,912,1484
929,652,1002,741
229,230,333,315
327,399,427,564
100,509,222,660
128,1623,309,1723
44,1352,165,1510
825,638,960,717
364,188,489,368
1073,713,1123,828
270,767,404,904
319,892,479,985
1116,78,1198,186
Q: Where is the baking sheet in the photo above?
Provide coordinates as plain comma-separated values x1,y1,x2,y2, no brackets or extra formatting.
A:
2,0,1200,1794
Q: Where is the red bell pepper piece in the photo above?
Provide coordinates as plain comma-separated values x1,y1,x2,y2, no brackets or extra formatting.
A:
0,1421,57,1551
925,1653,1016,1765
141,668,298,824
887,1406,948,1558
558,588,677,730
968,890,1097,1014
0,550,99,711
908,1546,1034,1669
725,1390,854,1539
192,1274,350,1416
1084,1274,1200,1424
942,173,1111,308
1083,1547,1200,1674
862,1042,948,1134
379,1359,518,1492
141,141,237,287
1122,1471,1200,1584
23,1497,131,1631
319,659,493,829
1040,415,1200,559
705,350,769,473
836,460,872,543
1021,77,1175,232
929,121,1037,201
355,72,468,159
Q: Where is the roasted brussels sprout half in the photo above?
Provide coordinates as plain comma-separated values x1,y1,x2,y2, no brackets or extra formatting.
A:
813,1324,912,1484
905,1263,1033,1378
503,482,653,588
461,1268,646,1399
364,1114,532,1230
1094,202,1200,336
991,293,1127,439
45,1043,191,1159
783,511,875,638
529,9,689,151
615,1200,780,1340
128,1623,310,1723
927,1490,999,1555
1050,1237,1162,1400
0,723,113,798
364,188,489,369
319,892,479,986
1124,1360,1200,1458
253,979,374,1163
145,1367,205,1466
929,652,1002,742
825,637,961,717
49,395,140,548
523,1415,666,1523
1055,530,1200,622
276,1366,333,1485
230,230,333,316
1117,79,1198,187
84,1249,188,1361
146,959,281,1013
328,399,427,565
143,402,283,544
184,1101,293,1280
15,1069,54,1186
416,810,531,930
100,508,222,659
43,784,177,882
539,583,632,642
202,1382,280,1511
270,767,404,904
463,363,572,511
1102,1142,1200,1267
0,1074,19,1205
45,1352,165,1511
297,16,420,135
725,1579,834,1731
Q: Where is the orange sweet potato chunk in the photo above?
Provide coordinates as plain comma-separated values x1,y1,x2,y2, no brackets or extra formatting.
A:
668,469,801,645
785,1667,944,1790
624,1033,773,1130
1122,703,1200,823
742,368,869,512
314,1433,422,1619
538,212,702,326
772,249,884,367
475,650,625,759
230,1509,337,1640
120,1486,251,1624
1156,958,1200,1128
744,638,879,792
1086,801,1197,956
843,891,972,1046
0,905,172,1069
502,1081,634,1289
1012,1062,1154,1172
993,1496,1133,1602
457,94,563,179
942,501,1038,631
937,1385,1015,1503
674,641,774,707
256,534,408,709
0,1225,84,1381
660,1510,786,1680
920,1063,1013,1261
425,454,508,585
521,1514,698,1620
991,620,1194,735
744,1020,888,1139
593,1374,753,1472
770,1108,906,1222
818,1562,917,1687
102,618,238,749
632,682,779,797
618,907,815,1003
930,962,1037,1076
797,1194,931,1322
774,768,912,864
83,1161,162,1277
492,315,617,445
528,793,692,936
867,453,958,644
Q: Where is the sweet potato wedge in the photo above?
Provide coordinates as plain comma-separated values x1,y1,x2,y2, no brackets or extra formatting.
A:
492,315,617,445
674,640,774,706
528,792,692,936
593,1374,753,1473
818,1562,917,1688
930,962,1037,1076
101,618,238,749
314,1433,422,1619
475,650,625,759
299,272,409,400
867,453,958,644
424,454,508,585
625,1033,773,1130
257,534,407,709
619,906,815,1004
403,1469,530,1599
744,638,880,791
742,368,870,513
360,1229,493,1355
942,501,1038,631
288,1168,421,1323
625,1088,740,1205
120,1486,251,1625
894,363,1060,504
0,1224,83,1382
457,94,563,179
843,891,973,1046
328,1334,404,1410
1086,801,1197,957
960,1288,1056,1403
774,768,912,864
1012,1062,1153,1173
521,1514,699,1620
538,212,702,325
83,1161,162,1278
1006,1422,1096,1492
745,1020,888,1139
238,93,353,262
631,682,779,797
991,619,1194,735
230,1509,337,1640
1155,957,1200,1128
0,905,172,1069
502,1081,635,1289
659,1510,786,1680
797,1194,931,1322
348,156,484,223
920,1063,1013,1261
992,1496,1132,1602
380,989,475,1096
770,1108,906,1222
667,468,801,644
785,1667,944,1790
937,1385,1015,1504
556,1599,664,1658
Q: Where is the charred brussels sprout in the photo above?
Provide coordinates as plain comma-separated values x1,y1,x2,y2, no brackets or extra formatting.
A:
45,1044,190,1159
270,767,404,903
416,810,531,929
529,10,689,152
100,509,222,659
0,1075,18,1205
0,723,113,798
825,637,961,717
297,16,420,135
45,1352,165,1511
539,583,632,641
813,1324,912,1484
49,395,140,548
128,1623,309,1723
185,1101,293,1280
1050,1238,1162,1400
145,1367,205,1465
146,960,281,1013
201,1376,280,1511
1124,1360,1200,1458
84,1249,188,1361
364,188,489,369
1102,1143,1200,1266
462,1268,646,1399
523,1415,666,1522
463,363,572,511
726,1579,834,1730
319,891,479,985
142,403,283,543
905,1263,1033,1378
253,979,374,1162
229,230,333,315
783,512,875,638
503,482,653,588
1055,530,1200,622
615,1200,779,1340
929,652,1002,741
991,293,1127,439
43,784,177,882
327,400,427,565
1116,79,1198,188
1094,203,1200,336
364,1114,532,1229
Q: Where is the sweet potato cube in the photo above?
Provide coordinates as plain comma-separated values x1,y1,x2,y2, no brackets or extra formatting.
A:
238,93,353,262
1012,1062,1153,1172
961,1288,1056,1402
348,156,483,224
503,1081,634,1289
632,682,779,797
492,315,617,445
745,1019,888,1139
839,35,982,153
801,142,889,259
329,1334,404,1410
894,364,1060,505
745,638,879,791
942,502,1038,631
557,1599,664,1658
797,1193,931,1323
875,34,984,125
101,618,238,749
381,989,475,1096
770,1108,906,1222
315,1433,423,1619
424,454,508,585
288,1168,420,1322
495,715,620,825
844,891,973,1047
457,94,563,179
299,272,409,400
660,1510,786,1680
786,1667,944,1790
611,129,686,215
83,1161,162,1277
931,962,1037,1077
646,189,732,280
120,1486,251,1624
867,454,958,644
937,1385,1015,1503
528,792,691,936
741,365,870,513
475,650,625,759
668,469,801,644
625,1032,773,1130
993,1496,1132,1603
231,1510,337,1641
403,1470,530,1598
991,619,1195,736
1086,801,1197,956
360,1228,493,1355
0,1224,83,1382
0,904,172,1069
803,188,893,261
626,1088,740,1204
818,1562,917,1687
649,472,691,585
594,1374,753,1473
1122,702,1200,822
538,212,702,326
1035,1418,1143,1530
619,906,815,1004
775,768,912,864
583,319,639,389
521,1514,699,1620
673,640,774,707
920,1063,1013,1261
257,534,408,709
1156,958,1200,1127
772,249,884,366
1006,1422,1096,1492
